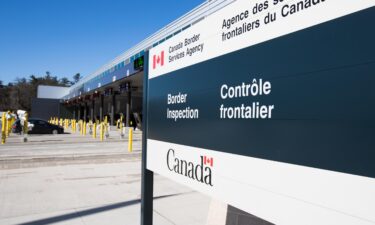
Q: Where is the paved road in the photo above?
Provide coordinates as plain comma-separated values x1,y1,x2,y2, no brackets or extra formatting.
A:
0,128,141,169
0,131,211,225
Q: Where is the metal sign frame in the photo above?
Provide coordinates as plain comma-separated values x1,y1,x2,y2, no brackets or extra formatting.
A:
141,52,154,225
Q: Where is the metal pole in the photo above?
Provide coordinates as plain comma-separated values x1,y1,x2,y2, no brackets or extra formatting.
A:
141,52,153,225
83,102,87,122
100,95,104,122
126,89,131,127
77,105,81,120
91,99,95,122
111,93,116,126
73,106,76,120
1,112,6,144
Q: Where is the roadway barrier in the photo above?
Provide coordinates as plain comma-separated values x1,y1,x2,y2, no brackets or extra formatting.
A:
8,113,15,138
46,116,138,142
5,111,10,138
23,112,28,142
100,122,104,141
79,120,83,135
128,127,133,152
83,121,87,136
1,112,6,144
93,122,97,139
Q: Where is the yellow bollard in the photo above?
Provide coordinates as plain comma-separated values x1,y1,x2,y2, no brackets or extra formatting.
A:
128,128,133,152
24,113,29,134
100,123,104,141
9,116,15,136
23,113,28,142
93,122,96,139
5,112,10,138
104,116,108,133
80,120,83,135
5,119,9,137
1,112,6,144
83,121,86,136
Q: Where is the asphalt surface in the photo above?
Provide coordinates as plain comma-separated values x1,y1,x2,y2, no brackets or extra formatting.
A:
0,128,142,169
0,128,212,225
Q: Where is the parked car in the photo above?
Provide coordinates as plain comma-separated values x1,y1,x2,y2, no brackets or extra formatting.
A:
12,118,64,134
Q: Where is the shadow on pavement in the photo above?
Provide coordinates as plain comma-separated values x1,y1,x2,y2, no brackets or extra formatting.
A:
17,193,182,225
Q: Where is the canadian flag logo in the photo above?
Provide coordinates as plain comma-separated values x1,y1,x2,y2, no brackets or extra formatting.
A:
153,51,164,69
203,156,213,167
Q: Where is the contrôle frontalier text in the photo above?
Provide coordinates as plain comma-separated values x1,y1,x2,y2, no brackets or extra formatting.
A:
219,78,275,119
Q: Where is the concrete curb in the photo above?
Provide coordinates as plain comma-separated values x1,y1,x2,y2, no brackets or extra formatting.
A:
0,152,142,169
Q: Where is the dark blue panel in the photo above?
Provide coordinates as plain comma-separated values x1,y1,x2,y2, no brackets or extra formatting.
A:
148,8,375,178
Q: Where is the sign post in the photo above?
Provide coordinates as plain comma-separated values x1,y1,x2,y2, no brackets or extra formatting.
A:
141,53,154,225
